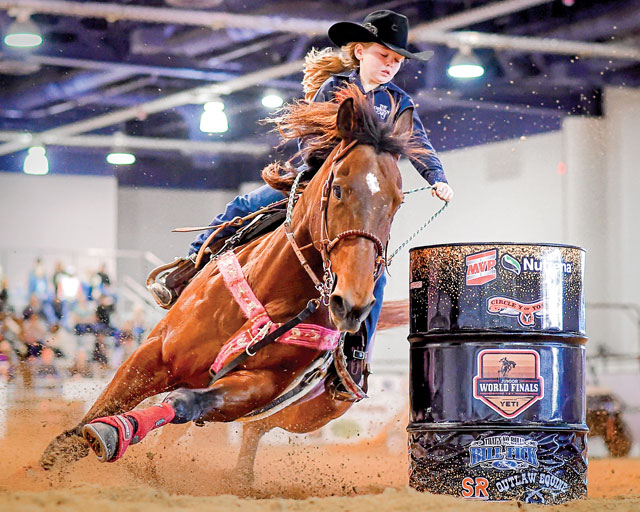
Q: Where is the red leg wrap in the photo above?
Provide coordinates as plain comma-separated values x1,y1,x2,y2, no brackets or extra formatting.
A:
89,403,175,462
125,402,176,443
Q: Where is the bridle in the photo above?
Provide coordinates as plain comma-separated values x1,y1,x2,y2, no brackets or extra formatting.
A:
284,139,388,306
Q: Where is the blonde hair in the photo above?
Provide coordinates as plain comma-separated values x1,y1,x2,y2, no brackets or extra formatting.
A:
261,83,429,191
302,42,375,102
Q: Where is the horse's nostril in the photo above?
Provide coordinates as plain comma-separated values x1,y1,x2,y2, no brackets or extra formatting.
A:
329,294,348,317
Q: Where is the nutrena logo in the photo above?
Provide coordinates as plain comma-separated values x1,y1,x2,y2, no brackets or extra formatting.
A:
466,249,497,286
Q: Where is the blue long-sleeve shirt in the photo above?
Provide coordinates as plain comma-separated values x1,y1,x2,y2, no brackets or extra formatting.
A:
311,70,447,185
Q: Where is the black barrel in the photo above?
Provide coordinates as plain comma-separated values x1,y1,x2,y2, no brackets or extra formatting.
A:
408,243,587,505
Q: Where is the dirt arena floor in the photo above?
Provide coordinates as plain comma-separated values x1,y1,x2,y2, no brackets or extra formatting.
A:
0,390,639,512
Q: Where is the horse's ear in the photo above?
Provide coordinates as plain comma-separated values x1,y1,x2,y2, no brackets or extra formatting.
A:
336,97,355,140
393,107,414,139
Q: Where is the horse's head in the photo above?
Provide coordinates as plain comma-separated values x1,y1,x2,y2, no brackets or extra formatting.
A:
318,97,413,333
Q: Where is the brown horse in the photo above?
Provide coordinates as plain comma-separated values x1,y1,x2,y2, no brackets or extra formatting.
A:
40,85,422,472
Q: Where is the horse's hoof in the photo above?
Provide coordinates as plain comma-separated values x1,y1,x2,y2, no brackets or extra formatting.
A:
82,423,118,462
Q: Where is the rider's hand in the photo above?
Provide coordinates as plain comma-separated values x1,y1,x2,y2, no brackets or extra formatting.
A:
432,182,454,202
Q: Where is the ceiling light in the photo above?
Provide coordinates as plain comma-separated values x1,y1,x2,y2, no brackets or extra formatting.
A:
200,101,228,133
261,93,284,109
447,48,485,79
4,17,43,49
106,132,136,165
23,146,49,175
106,152,136,165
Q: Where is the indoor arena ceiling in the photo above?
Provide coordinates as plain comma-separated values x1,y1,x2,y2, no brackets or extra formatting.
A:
0,0,639,189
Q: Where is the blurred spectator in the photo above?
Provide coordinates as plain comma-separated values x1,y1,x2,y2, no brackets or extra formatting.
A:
0,337,15,381
22,313,47,358
35,346,59,379
23,293,56,325
68,348,93,378
71,292,96,335
95,290,117,336
52,261,67,299
92,333,109,368
58,266,80,300
89,263,111,299
27,258,50,303
0,272,9,314
97,263,111,287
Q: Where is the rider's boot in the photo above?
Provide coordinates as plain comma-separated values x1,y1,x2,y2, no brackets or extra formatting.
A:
327,330,370,402
148,253,209,309
82,403,176,462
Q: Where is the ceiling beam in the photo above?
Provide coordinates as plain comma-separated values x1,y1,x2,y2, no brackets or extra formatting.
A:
0,59,301,156
416,31,640,61
0,0,554,34
0,132,270,156
0,0,330,35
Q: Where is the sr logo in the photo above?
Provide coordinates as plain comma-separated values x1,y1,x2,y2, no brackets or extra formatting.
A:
461,477,489,500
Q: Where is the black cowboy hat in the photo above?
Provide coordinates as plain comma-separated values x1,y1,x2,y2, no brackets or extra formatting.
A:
328,10,434,62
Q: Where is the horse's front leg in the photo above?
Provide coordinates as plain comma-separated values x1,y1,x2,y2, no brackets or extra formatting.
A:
40,336,180,470
83,369,285,463
233,421,270,484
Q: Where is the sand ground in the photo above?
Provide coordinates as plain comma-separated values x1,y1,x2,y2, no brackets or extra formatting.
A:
0,392,638,511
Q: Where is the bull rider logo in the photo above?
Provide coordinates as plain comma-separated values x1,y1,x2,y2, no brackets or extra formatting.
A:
473,349,544,418
487,296,545,326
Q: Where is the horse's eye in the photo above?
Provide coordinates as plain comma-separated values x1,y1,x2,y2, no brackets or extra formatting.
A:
332,185,342,200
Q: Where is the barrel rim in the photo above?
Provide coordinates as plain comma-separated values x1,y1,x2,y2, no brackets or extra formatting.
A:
409,242,586,252
407,332,588,345
407,423,589,433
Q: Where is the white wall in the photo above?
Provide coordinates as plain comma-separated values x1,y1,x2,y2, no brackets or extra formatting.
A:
0,173,117,251
117,186,235,263
0,173,117,302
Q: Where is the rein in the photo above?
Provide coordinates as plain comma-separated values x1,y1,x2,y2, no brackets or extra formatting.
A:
284,139,386,306
386,185,450,267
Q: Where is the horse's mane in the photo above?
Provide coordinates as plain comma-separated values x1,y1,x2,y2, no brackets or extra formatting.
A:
261,84,429,191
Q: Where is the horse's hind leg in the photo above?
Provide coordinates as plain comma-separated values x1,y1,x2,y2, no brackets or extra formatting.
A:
41,336,175,470
83,369,285,463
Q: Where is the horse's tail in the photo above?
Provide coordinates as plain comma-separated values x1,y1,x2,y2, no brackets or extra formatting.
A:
377,299,409,330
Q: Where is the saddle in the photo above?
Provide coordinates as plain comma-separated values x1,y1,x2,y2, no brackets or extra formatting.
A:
162,207,287,290
214,208,287,256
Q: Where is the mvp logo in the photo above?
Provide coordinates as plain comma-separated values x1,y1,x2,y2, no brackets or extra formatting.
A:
473,349,544,418
466,249,497,286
